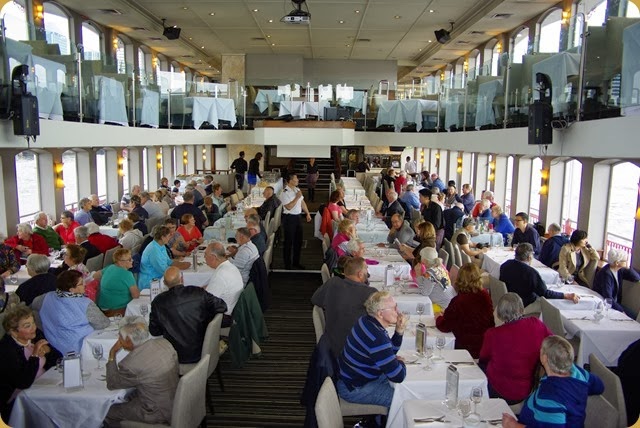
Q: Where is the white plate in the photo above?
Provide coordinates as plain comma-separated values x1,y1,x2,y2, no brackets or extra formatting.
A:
398,350,420,363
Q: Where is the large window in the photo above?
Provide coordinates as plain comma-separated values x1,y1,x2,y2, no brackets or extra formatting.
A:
538,9,562,53
44,3,71,55
512,28,529,64
1,0,28,41
62,150,78,209
561,159,582,234
468,50,480,80
138,48,147,84
82,22,101,60
116,37,126,74
529,157,542,222
605,162,639,262
504,156,514,217
96,150,107,199
16,151,41,222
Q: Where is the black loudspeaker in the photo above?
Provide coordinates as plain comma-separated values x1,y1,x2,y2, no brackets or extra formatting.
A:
13,94,39,136
163,26,181,40
434,29,451,44
528,101,552,145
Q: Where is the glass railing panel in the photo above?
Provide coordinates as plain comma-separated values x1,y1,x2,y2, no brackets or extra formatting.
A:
620,20,640,115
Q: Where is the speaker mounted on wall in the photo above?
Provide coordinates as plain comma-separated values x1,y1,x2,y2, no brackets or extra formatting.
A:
434,21,454,44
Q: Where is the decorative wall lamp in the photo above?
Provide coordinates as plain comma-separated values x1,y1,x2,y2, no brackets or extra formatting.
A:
35,5,44,21
117,157,125,176
54,162,64,188
539,168,550,195
457,155,463,174
488,160,496,182
156,152,162,170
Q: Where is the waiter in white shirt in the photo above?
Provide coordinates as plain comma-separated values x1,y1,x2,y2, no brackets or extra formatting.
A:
280,173,311,270
404,155,418,179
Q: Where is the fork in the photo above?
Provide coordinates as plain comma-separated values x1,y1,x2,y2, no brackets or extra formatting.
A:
413,415,445,423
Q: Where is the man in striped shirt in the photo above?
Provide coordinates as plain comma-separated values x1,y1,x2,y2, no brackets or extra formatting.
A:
336,291,408,408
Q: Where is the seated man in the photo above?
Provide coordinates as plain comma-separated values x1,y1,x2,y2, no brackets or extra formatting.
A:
337,291,408,408
538,223,569,268
85,222,120,254
74,198,93,226
246,217,266,256
257,186,281,221
149,267,227,364
89,194,113,226
204,242,244,327
227,227,259,285
386,213,415,249
311,257,377,358
16,254,56,306
120,185,141,212
74,226,101,264
500,243,578,314
443,202,465,241
130,195,149,221
105,316,179,427
512,212,541,256
211,183,227,214
140,191,163,220
170,191,208,231
32,212,64,250
377,190,405,226
502,335,604,428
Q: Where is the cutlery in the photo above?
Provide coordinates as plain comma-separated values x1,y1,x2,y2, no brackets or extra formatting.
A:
413,416,445,423
446,361,476,366
566,317,590,320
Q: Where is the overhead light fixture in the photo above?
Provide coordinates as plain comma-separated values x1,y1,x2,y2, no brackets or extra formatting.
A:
162,19,181,40
434,21,454,44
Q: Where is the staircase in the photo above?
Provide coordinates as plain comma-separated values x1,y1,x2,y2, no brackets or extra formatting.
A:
291,157,335,194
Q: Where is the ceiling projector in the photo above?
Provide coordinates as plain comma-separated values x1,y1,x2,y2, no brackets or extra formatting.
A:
282,0,310,24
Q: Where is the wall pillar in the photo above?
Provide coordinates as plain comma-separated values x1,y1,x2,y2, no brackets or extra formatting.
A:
494,155,508,207
105,149,122,203
162,145,175,181
76,149,97,198
146,147,160,190
578,158,610,250
461,152,473,188
545,157,566,228
38,149,65,221
127,148,142,190
514,157,533,215
475,154,489,194
0,151,20,236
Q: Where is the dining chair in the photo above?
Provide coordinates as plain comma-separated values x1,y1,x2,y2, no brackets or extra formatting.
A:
267,233,275,251
85,254,104,273
437,248,449,272
487,276,508,310
589,354,627,428
120,355,209,428
540,298,580,356
315,377,343,428
442,239,455,270
312,305,325,344
322,233,331,255
449,264,460,285
320,263,331,284
102,246,119,269
263,246,273,272
235,189,244,201
585,395,618,428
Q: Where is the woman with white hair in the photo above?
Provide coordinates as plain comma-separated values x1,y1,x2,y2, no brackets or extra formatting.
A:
4,223,49,261
592,248,640,314
414,247,456,310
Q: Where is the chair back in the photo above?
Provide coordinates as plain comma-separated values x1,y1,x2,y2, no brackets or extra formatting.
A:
584,394,618,428
410,208,421,224
171,355,209,428
621,279,640,318
202,314,223,377
145,215,167,236
449,264,460,285
437,248,449,271
263,246,273,272
589,354,627,428
103,246,119,268
273,204,283,230
322,233,331,255
312,305,325,344
315,377,343,428
130,244,141,256
86,254,104,273
230,194,239,207
264,210,272,230
321,263,331,284
452,243,463,267
487,276,508,309
459,246,473,265
235,189,244,201
267,233,275,250
442,239,455,270
540,298,565,336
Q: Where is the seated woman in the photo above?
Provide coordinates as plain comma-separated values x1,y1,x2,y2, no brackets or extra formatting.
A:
177,214,203,252
4,223,49,261
118,218,144,250
414,247,456,311
54,211,80,245
401,220,436,262
0,304,60,421
593,248,640,315
201,196,221,226
0,235,20,280
479,293,552,404
557,229,599,287
164,218,189,258
490,204,515,245
50,244,89,279
138,226,190,290
31,270,109,355
155,189,171,213
127,212,148,236
452,218,488,266
327,190,344,222
97,248,140,316
435,263,494,358
331,219,356,257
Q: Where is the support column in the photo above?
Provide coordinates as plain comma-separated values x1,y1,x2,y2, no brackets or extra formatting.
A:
76,149,97,198
146,147,159,190
105,149,122,203
221,53,246,116
38,149,64,220
578,158,610,250
438,151,449,178
446,150,458,185
461,152,473,188
546,157,566,228
127,148,142,190
475,154,489,194
162,145,175,180
0,151,20,236
537,157,552,228
514,157,533,215
186,145,196,175
494,155,508,207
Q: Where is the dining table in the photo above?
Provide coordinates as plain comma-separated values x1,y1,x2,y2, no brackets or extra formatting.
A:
188,97,237,129
403,398,514,428
385,315,456,352
376,99,439,132
481,247,560,284
278,100,330,119
362,245,412,282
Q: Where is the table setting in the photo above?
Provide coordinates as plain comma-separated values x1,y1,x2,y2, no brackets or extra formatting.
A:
403,398,514,427
386,315,456,353
481,247,560,284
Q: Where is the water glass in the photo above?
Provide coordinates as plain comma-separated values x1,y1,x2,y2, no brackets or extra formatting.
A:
470,386,483,414
593,300,605,323
565,275,575,285
8,274,18,285
140,304,149,318
415,303,425,321
603,298,613,317
458,398,472,419
92,344,104,370
435,335,446,359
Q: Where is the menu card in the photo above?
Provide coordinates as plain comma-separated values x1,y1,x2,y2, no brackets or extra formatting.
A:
445,365,459,409
63,352,83,391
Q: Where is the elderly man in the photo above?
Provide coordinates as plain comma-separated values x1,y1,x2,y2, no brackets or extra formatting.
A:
120,185,141,211
15,254,56,305
280,173,311,270
471,190,496,217
345,239,366,258
246,217,266,256
227,227,260,285
5,223,49,260
85,222,120,254
54,210,80,245
443,201,465,241
511,212,541,256
170,191,208,231
430,173,446,192
185,183,204,207
539,223,569,268
500,243,578,314
203,174,215,195
311,257,377,358
33,212,63,250
460,184,475,214
74,198,93,226
386,213,415,249
204,242,244,326
129,195,149,221
140,191,163,219
257,186,281,220
104,316,179,427
502,335,604,428
399,183,420,210
149,267,227,364
89,194,113,226
74,226,101,263
377,190,405,226
337,291,408,408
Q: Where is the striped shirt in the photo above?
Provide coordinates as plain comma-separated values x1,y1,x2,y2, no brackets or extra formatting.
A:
338,315,406,389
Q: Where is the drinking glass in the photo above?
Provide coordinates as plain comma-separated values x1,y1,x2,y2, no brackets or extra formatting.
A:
435,335,446,360
470,386,483,414
593,300,605,323
458,398,472,419
415,303,425,322
8,274,17,285
422,345,434,371
92,344,104,370
140,304,149,318
565,275,575,285
603,298,613,317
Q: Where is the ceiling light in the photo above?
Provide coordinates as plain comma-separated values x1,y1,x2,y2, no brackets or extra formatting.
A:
267,35,271,38
209,12,215,16
428,40,432,43
271,43,275,46
338,20,345,24
253,9,258,12
201,46,205,49
182,7,188,10
345,44,351,47
419,48,422,51
268,19,273,23
429,9,434,13
355,10,360,13
394,15,401,19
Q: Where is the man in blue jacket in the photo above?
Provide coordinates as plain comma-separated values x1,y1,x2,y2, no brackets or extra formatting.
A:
539,223,570,268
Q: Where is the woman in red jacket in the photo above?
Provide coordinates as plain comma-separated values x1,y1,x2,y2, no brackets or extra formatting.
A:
54,210,80,245
435,263,494,358
4,223,49,261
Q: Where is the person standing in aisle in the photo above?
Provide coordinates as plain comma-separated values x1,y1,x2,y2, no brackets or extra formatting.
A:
306,158,319,202
230,151,248,190
248,152,263,191
280,174,311,270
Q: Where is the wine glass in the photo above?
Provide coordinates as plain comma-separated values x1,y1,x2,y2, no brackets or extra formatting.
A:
415,303,425,322
603,298,613,318
593,300,605,323
470,386,483,414
92,344,104,370
435,335,446,360
422,345,434,371
8,274,18,285
458,398,472,419
565,275,575,285
140,304,149,318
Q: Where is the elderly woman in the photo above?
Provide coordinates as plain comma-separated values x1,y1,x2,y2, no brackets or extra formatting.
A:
138,226,190,290
201,196,221,226
435,263,494,358
593,248,640,315
15,254,55,306
164,218,189,258
118,218,144,250
414,247,456,311
490,204,515,245
0,277,20,315
404,220,436,262
155,189,171,213
98,248,140,316
558,229,599,287
452,218,488,266
177,213,203,252
331,219,356,257
0,235,20,279
0,304,60,420
479,293,552,403
54,210,80,245
4,223,49,261
31,270,109,355
50,244,89,278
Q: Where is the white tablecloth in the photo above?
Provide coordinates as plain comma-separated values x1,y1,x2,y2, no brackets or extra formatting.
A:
387,349,488,428
545,284,603,311
203,214,247,241
444,99,462,130
140,88,160,128
560,309,640,366
189,97,237,129
385,315,456,352
337,90,367,111
357,220,391,243
376,99,438,132
470,233,503,247
364,247,412,282
99,225,120,238
403,398,514,428
95,76,129,126
9,361,129,428
475,79,503,128
82,323,124,363
254,89,285,113
279,100,329,119
482,248,560,284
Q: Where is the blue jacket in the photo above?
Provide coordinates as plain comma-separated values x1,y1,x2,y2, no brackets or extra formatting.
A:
539,234,570,268
513,224,541,256
592,264,640,312
492,213,515,244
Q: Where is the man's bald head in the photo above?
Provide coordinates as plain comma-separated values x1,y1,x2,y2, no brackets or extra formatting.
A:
163,266,182,287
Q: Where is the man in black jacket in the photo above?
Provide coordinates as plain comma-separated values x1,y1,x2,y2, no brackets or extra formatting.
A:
16,254,57,306
149,266,227,364
230,151,248,189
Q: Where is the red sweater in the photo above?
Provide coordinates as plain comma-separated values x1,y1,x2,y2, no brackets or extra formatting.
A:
479,317,552,401
4,234,50,260
435,289,494,358
54,222,80,245
88,233,120,254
